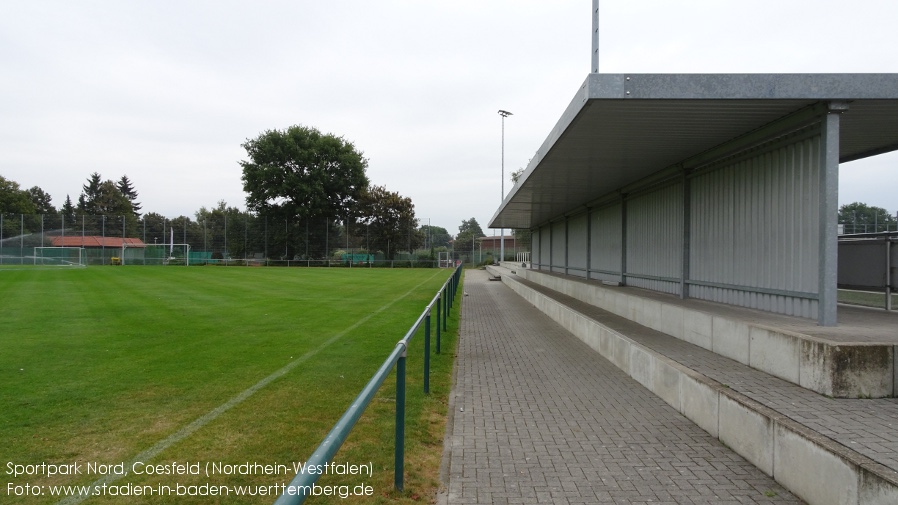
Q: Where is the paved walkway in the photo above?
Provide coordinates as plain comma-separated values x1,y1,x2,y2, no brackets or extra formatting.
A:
441,269,803,504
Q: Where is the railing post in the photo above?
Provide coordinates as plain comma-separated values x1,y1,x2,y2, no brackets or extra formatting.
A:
443,284,449,331
395,343,407,492
424,309,431,394
436,292,442,354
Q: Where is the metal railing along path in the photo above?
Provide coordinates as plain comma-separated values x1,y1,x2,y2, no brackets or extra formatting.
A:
274,264,462,505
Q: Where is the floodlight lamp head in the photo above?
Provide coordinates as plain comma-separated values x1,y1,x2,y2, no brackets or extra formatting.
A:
498,110,513,117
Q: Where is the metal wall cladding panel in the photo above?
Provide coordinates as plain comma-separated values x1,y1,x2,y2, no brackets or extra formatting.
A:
628,277,682,296
531,228,542,266
893,242,898,290
567,213,589,272
550,221,566,272
690,134,821,296
591,272,621,283
838,241,887,289
690,285,818,319
627,183,684,279
590,204,623,273
538,225,551,269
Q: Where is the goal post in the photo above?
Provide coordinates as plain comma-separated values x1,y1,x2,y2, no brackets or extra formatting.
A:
142,244,191,266
33,247,86,267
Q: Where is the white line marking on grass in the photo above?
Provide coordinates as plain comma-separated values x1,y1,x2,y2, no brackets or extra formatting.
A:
57,270,446,504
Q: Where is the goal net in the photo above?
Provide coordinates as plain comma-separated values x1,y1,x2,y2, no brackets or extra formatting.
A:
142,244,191,266
33,247,86,267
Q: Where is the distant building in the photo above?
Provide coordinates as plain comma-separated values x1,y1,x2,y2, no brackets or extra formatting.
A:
50,236,146,249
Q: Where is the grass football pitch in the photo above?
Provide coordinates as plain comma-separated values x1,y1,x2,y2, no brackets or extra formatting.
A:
0,266,460,504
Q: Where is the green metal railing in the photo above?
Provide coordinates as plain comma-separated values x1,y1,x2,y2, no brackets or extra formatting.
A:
274,264,462,504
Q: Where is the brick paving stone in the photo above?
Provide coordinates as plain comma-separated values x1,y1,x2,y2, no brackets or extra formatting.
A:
513,274,898,476
442,269,803,505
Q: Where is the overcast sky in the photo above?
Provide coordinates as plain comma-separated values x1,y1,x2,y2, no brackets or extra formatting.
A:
2,0,897,234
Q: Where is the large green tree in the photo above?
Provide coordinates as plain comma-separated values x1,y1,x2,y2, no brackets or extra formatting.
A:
455,217,485,254
354,185,421,259
839,202,897,233
0,175,36,215
116,175,141,217
78,172,103,212
28,186,55,215
240,125,369,223
420,224,451,249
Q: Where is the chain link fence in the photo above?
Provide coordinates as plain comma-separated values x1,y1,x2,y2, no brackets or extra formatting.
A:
0,214,429,267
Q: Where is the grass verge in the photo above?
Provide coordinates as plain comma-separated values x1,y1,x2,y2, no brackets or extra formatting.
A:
0,266,462,504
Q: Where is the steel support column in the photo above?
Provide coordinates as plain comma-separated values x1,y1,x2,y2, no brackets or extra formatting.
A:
818,102,847,326
681,170,691,299
620,193,628,286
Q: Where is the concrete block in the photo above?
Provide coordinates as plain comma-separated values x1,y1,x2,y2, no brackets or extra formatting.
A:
749,326,800,384
652,357,681,410
611,291,629,319
640,298,664,333
660,303,685,340
800,341,894,398
609,333,631,371
711,316,750,364
683,310,713,350
630,345,654,390
680,374,719,438
596,326,613,359
859,467,898,505
774,423,858,505
718,395,774,476
583,320,602,353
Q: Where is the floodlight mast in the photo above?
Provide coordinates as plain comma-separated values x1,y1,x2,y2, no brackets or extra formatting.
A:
498,110,512,265
592,0,599,73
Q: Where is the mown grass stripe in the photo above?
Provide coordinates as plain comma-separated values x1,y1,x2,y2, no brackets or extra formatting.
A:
55,269,445,505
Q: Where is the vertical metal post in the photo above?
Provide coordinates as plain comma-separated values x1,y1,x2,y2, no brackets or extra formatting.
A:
818,102,846,326
886,239,893,311
620,193,628,286
592,0,600,73
586,207,592,280
564,217,569,275
443,284,448,329
499,110,512,264
424,310,431,394
436,292,442,354
681,169,691,299
394,343,407,492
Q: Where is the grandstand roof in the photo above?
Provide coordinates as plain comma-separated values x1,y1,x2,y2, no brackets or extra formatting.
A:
489,73,898,230
50,236,147,248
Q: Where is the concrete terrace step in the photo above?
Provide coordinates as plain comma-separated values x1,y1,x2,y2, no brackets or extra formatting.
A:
488,265,898,505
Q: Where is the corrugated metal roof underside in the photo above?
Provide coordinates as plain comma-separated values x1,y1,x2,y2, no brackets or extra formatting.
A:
490,74,898,230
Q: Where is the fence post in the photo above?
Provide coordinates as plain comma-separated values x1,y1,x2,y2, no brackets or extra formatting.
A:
443,285,448,332
424,309,431,393
395,342,407,492
436,293,442,354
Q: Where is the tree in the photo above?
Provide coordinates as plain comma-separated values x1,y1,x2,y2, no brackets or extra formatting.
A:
28,186,55,215
0,175,36,215
240,125,369,222
420,224,451,249
195,201,250,259
839,202,897,234
78,172,103,213
454,217,485,255
354,185,421,259
61,195,76,224
116,175,142,217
